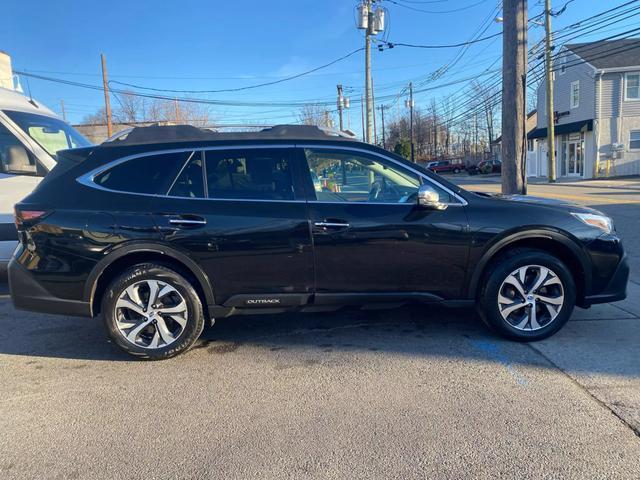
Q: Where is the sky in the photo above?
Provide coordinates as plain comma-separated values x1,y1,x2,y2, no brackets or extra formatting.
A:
1,0,633,137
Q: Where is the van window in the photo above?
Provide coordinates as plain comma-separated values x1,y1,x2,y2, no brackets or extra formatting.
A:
95,151,191,195
0,122,37,175
4,110,91,157
205,149,294,200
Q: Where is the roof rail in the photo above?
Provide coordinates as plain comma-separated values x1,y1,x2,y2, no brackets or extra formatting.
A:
100,124,357,146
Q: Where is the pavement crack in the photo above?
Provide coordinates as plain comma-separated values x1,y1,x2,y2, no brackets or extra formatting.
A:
526,343,640,439
611,303,640,318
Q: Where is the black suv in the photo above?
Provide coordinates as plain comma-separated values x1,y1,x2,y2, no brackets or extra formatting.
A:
9,125,628,359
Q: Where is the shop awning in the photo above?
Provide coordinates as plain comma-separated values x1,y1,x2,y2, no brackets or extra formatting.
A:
528,119,593,139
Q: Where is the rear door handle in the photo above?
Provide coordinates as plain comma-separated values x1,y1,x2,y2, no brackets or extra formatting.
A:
168,216,207,227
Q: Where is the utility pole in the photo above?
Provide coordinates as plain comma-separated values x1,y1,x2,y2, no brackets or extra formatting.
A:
379,105,386,150
174,98,181,123
60,99,66,122
372,77,377,144
100,53,113,138
357,0,384,143
545,0,556,182
361,94,365,141
364,0,374,143
474,112,478,163
407,82,415,162
501,0,528,194
336,84,345,131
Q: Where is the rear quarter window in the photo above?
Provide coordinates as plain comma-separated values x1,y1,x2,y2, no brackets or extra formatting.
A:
95,151,191,195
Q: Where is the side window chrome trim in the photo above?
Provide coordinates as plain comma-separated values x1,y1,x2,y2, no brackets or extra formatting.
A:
166,151,196,196
76,144,299,201
299,144,468,206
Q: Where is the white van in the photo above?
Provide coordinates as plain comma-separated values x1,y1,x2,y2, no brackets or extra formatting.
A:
0,87,91,275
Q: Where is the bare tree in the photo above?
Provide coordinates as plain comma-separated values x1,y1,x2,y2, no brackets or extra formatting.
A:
81,92,213,128
81,108,107,125
439,94,457,155
297,104,334,128
471,81,499,149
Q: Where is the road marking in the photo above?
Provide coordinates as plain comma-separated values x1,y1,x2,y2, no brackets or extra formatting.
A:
468,339,529,386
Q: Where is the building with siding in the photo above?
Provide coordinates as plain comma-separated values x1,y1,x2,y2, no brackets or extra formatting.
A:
529,39,640,179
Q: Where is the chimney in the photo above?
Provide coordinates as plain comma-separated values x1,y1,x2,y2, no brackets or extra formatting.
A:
0,51,14,90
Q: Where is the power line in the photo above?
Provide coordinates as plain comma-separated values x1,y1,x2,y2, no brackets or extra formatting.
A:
379,31,502,50
109,47,364,94
385,0,491,14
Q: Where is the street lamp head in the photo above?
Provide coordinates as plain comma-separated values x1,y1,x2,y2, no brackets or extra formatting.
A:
494,16,503,23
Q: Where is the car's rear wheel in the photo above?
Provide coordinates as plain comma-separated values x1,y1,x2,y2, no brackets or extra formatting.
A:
453,167,460,174
478,249,576,341
101,263,205,359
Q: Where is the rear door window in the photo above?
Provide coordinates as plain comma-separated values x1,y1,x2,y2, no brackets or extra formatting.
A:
168,152,205,199
205,148,294,200
95,151,191,195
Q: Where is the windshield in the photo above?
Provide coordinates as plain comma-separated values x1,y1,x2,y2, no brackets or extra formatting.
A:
4,110,91,157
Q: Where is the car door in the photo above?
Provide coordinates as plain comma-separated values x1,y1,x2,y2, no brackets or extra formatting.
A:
299,146,470,301
151,146,314,307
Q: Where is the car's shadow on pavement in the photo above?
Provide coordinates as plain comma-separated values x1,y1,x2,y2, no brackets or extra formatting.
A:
1,290,638,381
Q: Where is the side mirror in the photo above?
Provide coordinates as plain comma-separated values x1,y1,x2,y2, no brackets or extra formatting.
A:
417,184,447,210
3,145,37,175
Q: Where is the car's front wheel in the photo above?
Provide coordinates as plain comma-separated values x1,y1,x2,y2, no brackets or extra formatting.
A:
101,263,205,359
478,249,576,341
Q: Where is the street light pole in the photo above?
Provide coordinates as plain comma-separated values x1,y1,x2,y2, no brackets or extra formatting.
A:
545,0,557,182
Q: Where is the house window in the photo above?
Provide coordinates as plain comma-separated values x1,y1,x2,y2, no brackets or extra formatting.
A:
630,130,640,150
625,73,640,100
570,81,580,108
559,55,566,75
527,139,534,151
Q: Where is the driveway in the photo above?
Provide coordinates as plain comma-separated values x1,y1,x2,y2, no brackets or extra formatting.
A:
1,177,639,479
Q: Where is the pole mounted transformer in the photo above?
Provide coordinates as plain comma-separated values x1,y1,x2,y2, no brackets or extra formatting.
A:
357,3,369,29
372,8,385,33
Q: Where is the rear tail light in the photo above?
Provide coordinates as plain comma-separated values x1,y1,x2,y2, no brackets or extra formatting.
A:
14,207,49,230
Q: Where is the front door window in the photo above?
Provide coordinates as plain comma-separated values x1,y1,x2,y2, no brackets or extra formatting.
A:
304,148,454,204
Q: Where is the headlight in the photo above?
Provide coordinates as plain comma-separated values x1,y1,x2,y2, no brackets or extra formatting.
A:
571,212,613,234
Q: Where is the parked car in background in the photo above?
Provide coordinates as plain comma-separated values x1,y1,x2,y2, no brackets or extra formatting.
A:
426,160,464,174
478,159,502,174
9,124,628,359
0,86,92,275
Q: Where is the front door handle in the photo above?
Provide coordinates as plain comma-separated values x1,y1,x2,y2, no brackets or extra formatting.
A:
314,221,350,228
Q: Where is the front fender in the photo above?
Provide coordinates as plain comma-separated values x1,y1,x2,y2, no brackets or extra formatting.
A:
465,227,591,299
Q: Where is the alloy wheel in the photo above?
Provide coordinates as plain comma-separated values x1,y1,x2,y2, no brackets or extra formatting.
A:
114,279,188,349
497,265,564,331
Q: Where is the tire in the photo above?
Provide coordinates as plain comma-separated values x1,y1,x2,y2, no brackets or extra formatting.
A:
478,248,576,341
453,168,460,174
101,263,205,359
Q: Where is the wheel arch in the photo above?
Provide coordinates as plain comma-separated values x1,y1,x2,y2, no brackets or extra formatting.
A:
85,243,216,318
467,229,591,303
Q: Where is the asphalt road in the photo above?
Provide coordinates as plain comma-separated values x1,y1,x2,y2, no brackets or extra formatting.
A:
1,178,639,479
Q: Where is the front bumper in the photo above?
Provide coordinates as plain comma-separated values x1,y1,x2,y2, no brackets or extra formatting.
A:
8,258,91,317
580,254,629,307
